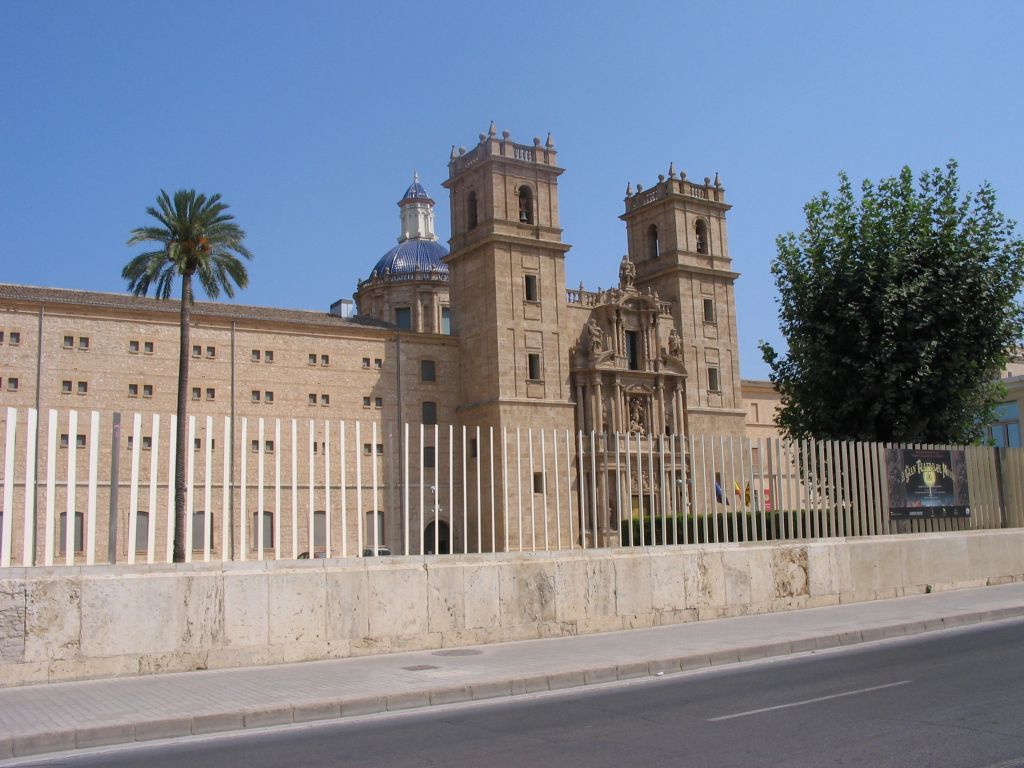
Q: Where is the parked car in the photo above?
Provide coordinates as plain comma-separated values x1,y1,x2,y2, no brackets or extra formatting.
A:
362,546,392,557
297,550,326,559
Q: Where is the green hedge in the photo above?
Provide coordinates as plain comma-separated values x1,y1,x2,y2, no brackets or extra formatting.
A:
619,508,850,545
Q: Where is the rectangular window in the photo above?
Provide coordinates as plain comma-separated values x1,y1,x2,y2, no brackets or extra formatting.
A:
395,307,412,329
374,358,383,369
703,297,716,324
7,378,18,391
470,438,478,458
195,438,203,452
707,366,720,392
420,359,436,382
192,345,201,358
144,341,154,354
9,332,20,346
422,401,437,425
251,349,260,362
321,394,330,406
374,397,382,409
264,350,273,363
441,307,451,335
251,390,260,403
205,346,215,358
308,353,317,365
142,436,152,451
77,381,87,395
363,443,372,455
128,383,138,397
78,337,89,351
524,273,539,302
376,443,384,455
320,354,329,367
129,339,139,353
251,439,260,453
265,440,275,454
206,388,215,401
308,393,317,406
362,357,370,368
0,331,4,343
363,396,371,408
127,436,133,450
625,331,639,371
63,335,74,349
423,446,435,468
60,433,69,449
527,353,541,381
62,380,72,394
533,472,544,494
191,387,200,400
264,391,273,404
143,384,153,398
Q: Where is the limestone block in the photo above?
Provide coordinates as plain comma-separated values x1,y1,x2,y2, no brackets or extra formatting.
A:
367,564,428,638
807,543,838,597
325,568,369,640
746,547,775,606
426,562,465,633
772,545,808,598
24,575,80,662
690,549,726,608
499,561,556,626
847,539,902,592
650,550,688,612
967,531,1024,580
0,578,27,663
223,572,268,648
268,571,326,646
723,549,752,605
614,553,653,616
178,573,225,651
81,573,180,657
555,556,615,622
462,564,500,629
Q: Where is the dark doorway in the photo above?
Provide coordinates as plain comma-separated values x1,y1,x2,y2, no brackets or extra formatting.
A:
423,520,450,555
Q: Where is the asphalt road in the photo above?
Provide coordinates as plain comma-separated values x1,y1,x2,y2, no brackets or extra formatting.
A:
14,620,1024,768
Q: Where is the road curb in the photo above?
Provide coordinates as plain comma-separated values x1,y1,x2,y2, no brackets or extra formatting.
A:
5,606,1024,761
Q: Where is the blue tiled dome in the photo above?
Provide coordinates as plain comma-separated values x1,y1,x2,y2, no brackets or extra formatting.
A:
401,180,433,203
370,239,449,277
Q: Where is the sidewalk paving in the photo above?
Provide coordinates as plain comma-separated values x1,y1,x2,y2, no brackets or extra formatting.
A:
2,582,1024,761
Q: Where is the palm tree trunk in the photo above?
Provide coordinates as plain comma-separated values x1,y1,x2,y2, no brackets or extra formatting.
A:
173,274,193,562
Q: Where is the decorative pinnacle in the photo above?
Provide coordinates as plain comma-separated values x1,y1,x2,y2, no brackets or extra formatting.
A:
626,182,633,196
413,170,419,184
488,120,497,137
658,174,665,183
533,136,541,146
501,130,510,140
545,133,554,148
450,145,456,160
714,171,722,187
668,162,676,179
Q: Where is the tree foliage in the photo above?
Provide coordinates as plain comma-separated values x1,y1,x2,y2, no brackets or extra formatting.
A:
760,161,1024,444
124,190,252,561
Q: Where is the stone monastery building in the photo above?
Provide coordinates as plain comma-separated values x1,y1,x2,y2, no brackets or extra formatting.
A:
0,126,761,557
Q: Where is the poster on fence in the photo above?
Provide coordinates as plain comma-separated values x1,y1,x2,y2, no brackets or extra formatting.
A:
885,448,970,519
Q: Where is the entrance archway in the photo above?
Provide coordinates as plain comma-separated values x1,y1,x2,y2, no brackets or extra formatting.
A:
423,521,450,555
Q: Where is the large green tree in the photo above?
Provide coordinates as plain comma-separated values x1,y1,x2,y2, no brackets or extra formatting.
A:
124,190,252,562
760,161,1024,444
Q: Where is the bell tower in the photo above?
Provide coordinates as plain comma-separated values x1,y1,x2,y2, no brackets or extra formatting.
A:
443,124,576,549
620,167,746,436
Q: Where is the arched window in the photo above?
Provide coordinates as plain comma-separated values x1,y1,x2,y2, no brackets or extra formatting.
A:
518,186,534,224
252,511,274,550
695,219,709,255
135,511,150,552
647,224,660,260
58,511,84,554
467,190,478,230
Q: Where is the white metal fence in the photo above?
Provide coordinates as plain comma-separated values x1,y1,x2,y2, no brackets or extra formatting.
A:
1,407,1020,568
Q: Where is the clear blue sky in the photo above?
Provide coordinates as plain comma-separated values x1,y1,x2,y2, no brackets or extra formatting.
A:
2,0,1022,380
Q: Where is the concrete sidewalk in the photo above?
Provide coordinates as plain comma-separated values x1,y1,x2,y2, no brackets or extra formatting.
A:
2,582,1023,761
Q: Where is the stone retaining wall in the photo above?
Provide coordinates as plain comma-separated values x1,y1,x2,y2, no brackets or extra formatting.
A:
2,530,1023,687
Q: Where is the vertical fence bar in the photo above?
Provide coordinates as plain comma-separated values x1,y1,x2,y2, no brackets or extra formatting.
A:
591,431,599,547
699,436,708,544
356,421,363,555
434,423,440,556
517,429,524,551
373,421,380,556
615,432,624,546
1,408,15,567
290,419,298,559
22,409,37,567
474,425,480,554
127,413,141,565
636,433,645,546
221,416,230,561
254,418,263,561
624,431,633,546
307,420,315,556
238,418,247,561
341,420,349,557
490,427,496,553
528,429,536,552
565,429,574,550
554,428,562,551
184,416,195,563
540,429,549,551
90,411,102,565
503,427,510,552
205,416,214,562
451,424,458,554
578,431,587,549
400,421,407,556
44,410,56,566
670,434,679,545
323,420,331,559
65,409,78,565
461,425,468,554
659,435,667,545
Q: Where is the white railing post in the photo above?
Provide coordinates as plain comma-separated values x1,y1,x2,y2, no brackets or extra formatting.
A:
204,415,213,562
1,408,15,567
44,409,57,567
65,409,78,565
221,416,230,561
22,408,38,567
127,413,141,564
89,411,101,564
275,418,282,560
167,415,177,563
341,420,348,558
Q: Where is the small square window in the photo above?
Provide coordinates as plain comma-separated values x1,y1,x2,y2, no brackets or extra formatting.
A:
375,397,382,409
265,440,275,454
127,435,134,449
206,388,215,401
321,394,330,406
129,339,139,354
60,433,69,449
265,391,274,404
308,393,317,406
7,377,18,391
420,359,436,382
205,346,215,358
320,354,329,367
363,443,372,455
527,353,541,381
703,298,716,324
264,350,273,363
0,331,4,343
362,357,371,368
142,436,152,450
143,341,154,354
374,358,382,369
62,380,72,394
143,384,153,398
363,396,371,408
251,439,260,453
251,349,261,362
308,353,317,366
76,434,86,448
64,335,74,349
192,387,201,400
376,443,384,455
9,332,20,346
77,381,87,395
195,438,203,452
128,383,138,397
78,337,89,351
192,345,201,357
251,390,260,403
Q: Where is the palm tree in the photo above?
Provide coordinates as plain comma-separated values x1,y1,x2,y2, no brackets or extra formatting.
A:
124,190,253,562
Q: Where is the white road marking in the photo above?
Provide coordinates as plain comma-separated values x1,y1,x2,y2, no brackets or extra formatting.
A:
707,680,912,722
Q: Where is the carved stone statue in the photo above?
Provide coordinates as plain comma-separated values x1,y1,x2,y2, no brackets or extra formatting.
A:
628,396,647,435
587,318,604,355
668,328,681,358
619,256,636,290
